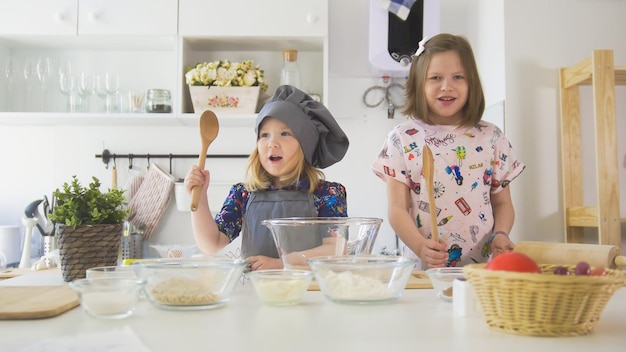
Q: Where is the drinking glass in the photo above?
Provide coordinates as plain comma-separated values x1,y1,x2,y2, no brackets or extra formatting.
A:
23,60,33,112
36,56,51,111
104,73,119,112
4,57,15,111
77,73,95,112
97,73,119,112
59,72,75,112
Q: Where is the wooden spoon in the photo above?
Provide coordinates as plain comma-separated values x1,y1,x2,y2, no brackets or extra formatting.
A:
190,110,220,212
422,145,439,241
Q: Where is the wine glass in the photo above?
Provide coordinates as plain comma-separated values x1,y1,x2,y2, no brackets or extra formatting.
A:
104,73,119,113
58,61,75,112
36,56,51,111
23,59,33,112
96,73,119,113
4,57,15,111
77,73,95,112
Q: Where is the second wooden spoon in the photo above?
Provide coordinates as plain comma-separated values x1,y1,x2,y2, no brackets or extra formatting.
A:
422,145,439,241
190,110,220,212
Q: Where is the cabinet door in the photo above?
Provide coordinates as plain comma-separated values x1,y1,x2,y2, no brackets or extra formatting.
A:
179,0,328,37
78,0,177,35
0,0,77,35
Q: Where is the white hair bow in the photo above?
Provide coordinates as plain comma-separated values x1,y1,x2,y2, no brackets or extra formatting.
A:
413,36,430,57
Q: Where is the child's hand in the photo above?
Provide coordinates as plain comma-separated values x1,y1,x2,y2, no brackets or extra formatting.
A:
420,238,448,268
184,165,210,194
490,235,515,258
246,256,283,271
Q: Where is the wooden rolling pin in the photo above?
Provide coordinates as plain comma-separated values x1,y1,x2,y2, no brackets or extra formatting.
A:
514,241,626,269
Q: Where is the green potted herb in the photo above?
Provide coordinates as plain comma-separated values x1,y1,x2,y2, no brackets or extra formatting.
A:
50,176,129,282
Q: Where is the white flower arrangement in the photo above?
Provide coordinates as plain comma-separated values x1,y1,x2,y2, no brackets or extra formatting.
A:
185,59,268,93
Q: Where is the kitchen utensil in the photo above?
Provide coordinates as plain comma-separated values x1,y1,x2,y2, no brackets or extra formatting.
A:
307,255,416,304
70,278,145,319
514,241,626,269
190,110,220,211
263,217,383,269
127,163,175,240
136,256,246,310
247,269,314,306
18,217,37,269
307,269,432,290
422,145,438,241
425,267,465,301
0,286,79,320
0,225,21,265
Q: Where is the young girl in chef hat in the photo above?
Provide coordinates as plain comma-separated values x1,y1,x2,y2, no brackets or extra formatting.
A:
185,85,350,270
372,33,525,269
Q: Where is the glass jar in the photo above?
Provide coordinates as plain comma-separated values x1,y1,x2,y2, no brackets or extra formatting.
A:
280,49,301,89
145,89,172,113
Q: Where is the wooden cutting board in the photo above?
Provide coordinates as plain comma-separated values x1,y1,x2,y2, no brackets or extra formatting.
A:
308,270,432,291
0,286,79,320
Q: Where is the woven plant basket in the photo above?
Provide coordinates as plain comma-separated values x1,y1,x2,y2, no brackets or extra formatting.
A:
464,263,626,337
56,223,123,282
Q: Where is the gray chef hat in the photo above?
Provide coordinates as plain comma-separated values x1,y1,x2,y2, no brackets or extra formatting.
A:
255,85,349,169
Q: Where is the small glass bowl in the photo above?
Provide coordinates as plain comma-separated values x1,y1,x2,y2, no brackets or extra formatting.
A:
86,266,139,279
247,269,314,306
69,278,145,319
425,267,465,301
307,256,416,304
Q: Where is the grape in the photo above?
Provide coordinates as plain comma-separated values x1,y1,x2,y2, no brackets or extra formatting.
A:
575,261,591,276
553,266,570,275
590,267,607,276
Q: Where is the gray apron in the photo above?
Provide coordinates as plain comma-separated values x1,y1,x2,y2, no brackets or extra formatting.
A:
241,189,317,258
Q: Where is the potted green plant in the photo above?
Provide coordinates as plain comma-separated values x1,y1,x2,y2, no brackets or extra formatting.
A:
50,176,129,282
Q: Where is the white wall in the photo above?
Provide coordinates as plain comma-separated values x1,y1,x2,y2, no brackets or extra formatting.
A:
1,0,625,261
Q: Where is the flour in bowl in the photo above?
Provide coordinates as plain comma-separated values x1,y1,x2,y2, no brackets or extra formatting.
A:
320,271,395,300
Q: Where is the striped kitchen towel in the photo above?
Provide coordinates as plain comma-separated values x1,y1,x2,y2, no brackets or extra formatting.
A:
378,0,417,21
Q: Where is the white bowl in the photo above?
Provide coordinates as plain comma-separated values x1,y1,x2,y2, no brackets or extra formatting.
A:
307,256,415,304
86,265,139,279
70,278,144,319
247,269,314,306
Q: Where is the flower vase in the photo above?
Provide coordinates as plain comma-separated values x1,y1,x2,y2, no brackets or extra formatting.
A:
188,86,261,114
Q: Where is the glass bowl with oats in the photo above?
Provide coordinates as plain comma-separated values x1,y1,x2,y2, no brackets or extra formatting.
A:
136,256,247,310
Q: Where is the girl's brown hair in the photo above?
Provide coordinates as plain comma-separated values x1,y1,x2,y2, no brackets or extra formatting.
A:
244,145,325,193
402,33,485,128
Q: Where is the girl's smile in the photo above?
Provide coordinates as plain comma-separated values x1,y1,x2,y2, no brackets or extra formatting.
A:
424,50,468,125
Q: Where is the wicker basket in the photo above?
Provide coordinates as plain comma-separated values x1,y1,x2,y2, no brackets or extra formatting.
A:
463,263,625,337
56,223,123,282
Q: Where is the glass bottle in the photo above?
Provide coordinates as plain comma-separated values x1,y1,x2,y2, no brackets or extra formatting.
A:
280,49,301,89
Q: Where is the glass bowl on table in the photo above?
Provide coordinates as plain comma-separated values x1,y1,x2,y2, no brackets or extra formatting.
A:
262,217,383,270
69,277,145,320
247,269,314,306
135,256,246,311
425,267,465,302
307,255,415,304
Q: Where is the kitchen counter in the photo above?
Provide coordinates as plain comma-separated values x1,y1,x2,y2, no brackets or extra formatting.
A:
1,271,626,351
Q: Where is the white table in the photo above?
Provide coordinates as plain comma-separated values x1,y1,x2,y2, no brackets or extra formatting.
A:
1,271,625,351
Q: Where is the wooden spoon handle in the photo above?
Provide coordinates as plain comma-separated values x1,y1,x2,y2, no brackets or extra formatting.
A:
423,145,439,241
190,143,208,212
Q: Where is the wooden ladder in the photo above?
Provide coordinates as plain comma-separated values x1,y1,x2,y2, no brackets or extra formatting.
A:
558,49,625,246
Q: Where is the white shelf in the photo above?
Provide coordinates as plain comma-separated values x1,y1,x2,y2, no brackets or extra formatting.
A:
0,112,257,127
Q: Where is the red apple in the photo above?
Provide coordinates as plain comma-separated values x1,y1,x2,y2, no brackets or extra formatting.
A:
486,252,541,273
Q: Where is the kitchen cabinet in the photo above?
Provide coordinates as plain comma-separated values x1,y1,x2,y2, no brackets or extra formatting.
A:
0,0,77,35
0,0,329,126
